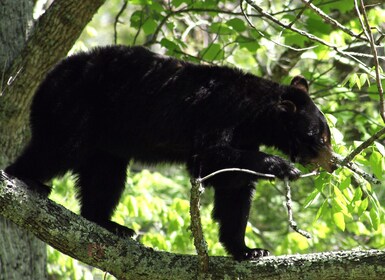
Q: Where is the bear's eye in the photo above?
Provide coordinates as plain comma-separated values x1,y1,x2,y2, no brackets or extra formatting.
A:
307,128,319,137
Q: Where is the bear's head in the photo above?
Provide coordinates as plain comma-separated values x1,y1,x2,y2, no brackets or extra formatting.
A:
276,76,336,173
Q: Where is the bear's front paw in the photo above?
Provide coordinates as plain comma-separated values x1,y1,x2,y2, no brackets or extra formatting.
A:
234,248,270,261
265,156,300,180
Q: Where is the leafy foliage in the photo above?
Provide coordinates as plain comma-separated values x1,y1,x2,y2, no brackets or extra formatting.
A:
32,0,385,278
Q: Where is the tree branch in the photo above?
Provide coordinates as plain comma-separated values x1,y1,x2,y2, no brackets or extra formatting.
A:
243,0,379,76
337,127,385,176
355,0,385,123
300,0,367,42
113,0,129,45
2,170,385,279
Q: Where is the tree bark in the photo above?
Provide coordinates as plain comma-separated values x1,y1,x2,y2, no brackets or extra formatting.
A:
0,2,46,279
1,172,385,280
0,0,106,167
0,0,105,279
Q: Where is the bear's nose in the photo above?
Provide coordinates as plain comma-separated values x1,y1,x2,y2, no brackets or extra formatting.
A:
311,145,337,173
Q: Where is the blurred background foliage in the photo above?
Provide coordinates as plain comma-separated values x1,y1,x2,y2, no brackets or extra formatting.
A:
33,0,385,279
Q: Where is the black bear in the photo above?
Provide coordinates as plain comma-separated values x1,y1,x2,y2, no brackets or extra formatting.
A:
5,45,335,260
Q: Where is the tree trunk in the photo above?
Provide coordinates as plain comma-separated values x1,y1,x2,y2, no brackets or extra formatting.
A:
0,0,106,278
0,1,47,279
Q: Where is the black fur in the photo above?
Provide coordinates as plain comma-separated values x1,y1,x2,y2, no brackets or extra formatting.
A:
5,45,334,260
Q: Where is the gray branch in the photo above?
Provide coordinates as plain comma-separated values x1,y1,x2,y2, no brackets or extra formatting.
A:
1,170,385,279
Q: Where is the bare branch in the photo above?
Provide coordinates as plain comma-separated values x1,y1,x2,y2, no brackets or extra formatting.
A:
284,179,312,239
333,153,381,185
335,126,385,180
243,0,378,76
199,168,317,183
113,0,128,45
300,0,367,42
355,0,385,123
240,0,316,52
198,168,317,239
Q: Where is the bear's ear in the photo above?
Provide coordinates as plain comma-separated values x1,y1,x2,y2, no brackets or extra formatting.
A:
277,100,296,113
291,75,309,93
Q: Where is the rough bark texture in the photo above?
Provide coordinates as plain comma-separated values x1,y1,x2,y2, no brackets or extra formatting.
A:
0,0,106,167
0,0,106,279
1,172,385,280
0,2,47,279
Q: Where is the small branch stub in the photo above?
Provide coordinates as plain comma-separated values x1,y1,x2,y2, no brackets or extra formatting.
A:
190,178,209,272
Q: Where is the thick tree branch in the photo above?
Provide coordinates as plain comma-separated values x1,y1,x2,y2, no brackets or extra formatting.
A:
2,171,385,279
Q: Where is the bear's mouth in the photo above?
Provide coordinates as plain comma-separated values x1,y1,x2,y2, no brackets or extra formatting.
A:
292,147,337,173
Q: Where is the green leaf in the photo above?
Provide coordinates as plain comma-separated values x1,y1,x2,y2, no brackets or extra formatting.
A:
150,1,165,12
306,17,332,35
236,35,260,52
349,73,360,89
315,199,329,221
142,18,158,35
332,1,355,13
130,10,143,28
209,22,235,35
358,197,368,217
334,186,347,208
226,18,246,32
332,211,346,231
340,176,351,190
284,31,308,48
370,151,383,180
375,142,385,157
370,208,380,230
172,0,191,8
200,43,224,61
126,196,138,217
160,38,180,52
359,73,370,87
131,0,152,4
303,189,320,209
352,187,363,203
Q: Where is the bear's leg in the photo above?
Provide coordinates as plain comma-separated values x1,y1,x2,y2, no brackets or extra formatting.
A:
5,141,70,196
75,152,135,238
212,184,270,261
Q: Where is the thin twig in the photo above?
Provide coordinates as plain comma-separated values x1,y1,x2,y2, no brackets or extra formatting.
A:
337,126,385,179
300,0,367,42
333,153,381,185
198,168,317,183
240,0,316,52
113,0,128,45
240,0,255,28
243,0,378,77
284,178,312,239
196,168,315,240
288,0,312,28
356,0,385,123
